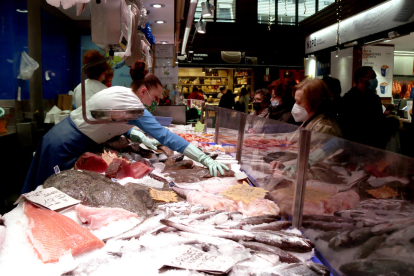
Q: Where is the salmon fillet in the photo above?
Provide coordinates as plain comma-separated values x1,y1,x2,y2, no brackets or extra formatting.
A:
24,202,105,263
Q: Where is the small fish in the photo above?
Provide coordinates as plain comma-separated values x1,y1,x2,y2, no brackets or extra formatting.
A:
303,215,354,223
371,217,414,235
334,209,367,218
242,221,292,231
328,230,351,251
238,215,281,225
329,228,372,250
385,224,414,245
354,235,385,260
280,262,330,276
339,259,414,276
160,219,255,241
252,231,313,253
239,240,301,263
315,229,349,242
253,251,281,266
302,221,356,231
190,210,225,221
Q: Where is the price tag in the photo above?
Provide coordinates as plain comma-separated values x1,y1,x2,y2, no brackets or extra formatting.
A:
194,121,206,132
14,187,81,211
164,245,235,273
220,184,268,204
149,188,178,202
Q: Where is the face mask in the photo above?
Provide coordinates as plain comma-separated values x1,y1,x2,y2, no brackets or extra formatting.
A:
291,103,309,122
271,100,279,107
368,78,378,91
253,102,262,112
144,90,158,112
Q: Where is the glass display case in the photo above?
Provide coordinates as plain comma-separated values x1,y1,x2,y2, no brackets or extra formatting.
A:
207,106,414,276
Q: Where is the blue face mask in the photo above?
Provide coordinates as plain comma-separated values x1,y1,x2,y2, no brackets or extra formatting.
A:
368,78,378,91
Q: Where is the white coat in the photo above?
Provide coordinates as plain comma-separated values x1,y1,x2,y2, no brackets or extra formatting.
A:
73,79,108,109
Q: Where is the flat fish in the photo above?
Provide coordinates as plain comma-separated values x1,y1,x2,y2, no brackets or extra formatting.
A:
163,160,194,172
24,202,104,263
339,259,414,276
239,240,301,263
167,169,235,183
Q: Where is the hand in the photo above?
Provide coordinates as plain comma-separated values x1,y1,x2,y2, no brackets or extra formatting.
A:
130,129,161,150
282,163,297,178
184,144,229,177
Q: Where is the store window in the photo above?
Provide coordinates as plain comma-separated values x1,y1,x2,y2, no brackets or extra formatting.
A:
318,0,335,11
194,0,236,23
278,0,296,25
298,0,316,22
258,0,276,24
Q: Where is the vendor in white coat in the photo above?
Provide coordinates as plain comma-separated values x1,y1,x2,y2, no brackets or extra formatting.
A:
22,61,229,194
72,50,109,109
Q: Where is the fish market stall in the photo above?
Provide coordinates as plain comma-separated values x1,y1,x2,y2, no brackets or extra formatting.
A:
0,113,329,275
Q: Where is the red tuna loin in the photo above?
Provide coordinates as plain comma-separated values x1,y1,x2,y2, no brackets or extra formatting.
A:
130,161,153,179
105,158,134,179
74,152,108,173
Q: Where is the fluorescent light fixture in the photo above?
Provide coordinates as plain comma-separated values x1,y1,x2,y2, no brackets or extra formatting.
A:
181,0,198,54
344,41,358,47
156,20,166,24
383,40,392,42
394,51,414,54
201,1,212,17
365,38,385,45
161,41,168,44
150,4,165,8
195,21,206,34
16,9,28,13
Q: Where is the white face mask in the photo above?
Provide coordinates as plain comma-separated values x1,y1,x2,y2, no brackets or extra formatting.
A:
291,103,309,122
271,100,279,107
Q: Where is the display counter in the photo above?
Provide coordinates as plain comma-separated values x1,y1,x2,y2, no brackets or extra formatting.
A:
206,106,414,276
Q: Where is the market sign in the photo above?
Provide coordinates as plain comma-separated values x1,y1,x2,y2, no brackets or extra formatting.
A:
305,0,414,54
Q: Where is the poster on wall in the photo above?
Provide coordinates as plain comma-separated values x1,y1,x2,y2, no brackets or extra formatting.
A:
362,46,394,98
154,66,178,85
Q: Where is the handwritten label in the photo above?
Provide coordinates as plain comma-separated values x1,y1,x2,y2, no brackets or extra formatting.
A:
54,165,60,175
194,121,206,132
14,187,81,211
149,188,178,202
164,245,235,273
220,184,268,204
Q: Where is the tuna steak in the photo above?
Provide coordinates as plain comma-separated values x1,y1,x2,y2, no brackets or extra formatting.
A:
130,161,153,179
105,159,134,179
74,152,108,173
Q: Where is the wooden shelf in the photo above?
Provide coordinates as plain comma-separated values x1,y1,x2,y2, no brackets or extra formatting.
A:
178,76,227,78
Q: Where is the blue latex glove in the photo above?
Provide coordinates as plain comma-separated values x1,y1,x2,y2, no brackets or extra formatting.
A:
130,129,160,150
184,144,229,177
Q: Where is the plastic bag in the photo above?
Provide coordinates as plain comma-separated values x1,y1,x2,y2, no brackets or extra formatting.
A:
17,52,39,80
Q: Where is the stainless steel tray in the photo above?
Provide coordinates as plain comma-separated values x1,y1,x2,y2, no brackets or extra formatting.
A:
90,108,145,121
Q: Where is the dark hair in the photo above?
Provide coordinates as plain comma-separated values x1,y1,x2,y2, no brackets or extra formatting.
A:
83,50,110,80
294,78,332,113
193,87,199,92
354,66,374,85
322,76,342,98
240,87,248,96
254,89,271,105
220,87,226,92
130,61,162,91
268,78,296,106
226,89,233,95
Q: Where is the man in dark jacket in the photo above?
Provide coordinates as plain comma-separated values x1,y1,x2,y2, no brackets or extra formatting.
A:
338,66,387,149
218,89,235,109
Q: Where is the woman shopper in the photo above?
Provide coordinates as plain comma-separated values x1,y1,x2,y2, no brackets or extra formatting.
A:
267,78,297,124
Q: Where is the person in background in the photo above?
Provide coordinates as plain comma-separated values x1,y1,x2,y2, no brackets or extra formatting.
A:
73,50,110,109
235,87,250,113
218,89,235,110
217,87,226,99
322,76,342,116
187,87,205,101
267,78,297,124
247,89,271,133
338,66,387,149
292,78,342,137
102,69,114,87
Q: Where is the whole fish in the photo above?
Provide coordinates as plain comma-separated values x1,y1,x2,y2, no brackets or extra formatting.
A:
328,228,372,250
354,235,385,260
253,251,281,266
190,210,225,221
371,217,414,235
171,186,192,199
340,259,414,276
252,231,313,253
107,212,171,241
242,221,292,231
315,229,350,242
239,215,281,225
302,221,356,231
279,262,330,276
160,219,255,241
239,240,301,263
385,224,414,245
334,209,367,218
303,215,354,223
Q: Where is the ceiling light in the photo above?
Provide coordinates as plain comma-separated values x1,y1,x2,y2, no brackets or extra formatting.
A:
175,61,179,64
195,21,206,34
16,9,28,13
150,4,165,8
201,1,212,17
161,41,168,44
188,46,194,53
156,20,166,24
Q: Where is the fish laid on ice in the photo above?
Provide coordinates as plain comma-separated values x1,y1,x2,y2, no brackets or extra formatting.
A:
373,244,414,261
385,224,414,245
160,219,255,241
354,235,386,260
239,240,301,263
237,215,281,226
190,210,225,221
167,168,235,183
252,231,313,253
109,212,171,241
24,202,104,263
303,215,354,224
155,201,208,216
242,221,292,231
279,262,330,276
328,228,372,251
75,205,139,230
187,191,238,212
339,259,414,276
315,229,350,242
356,199,409,211
237,198,280,217
371,217,414,235
302,221,356,231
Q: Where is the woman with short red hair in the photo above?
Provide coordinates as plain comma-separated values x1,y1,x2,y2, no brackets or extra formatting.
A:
267,78,297,124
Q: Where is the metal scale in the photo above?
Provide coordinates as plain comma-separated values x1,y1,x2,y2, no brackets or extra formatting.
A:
81,0,145,124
